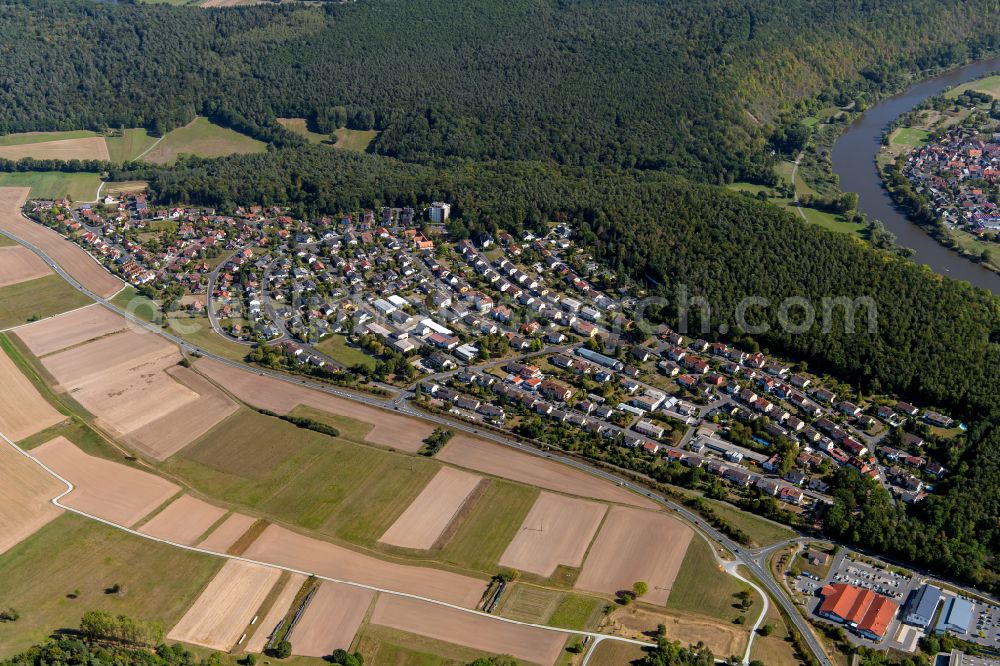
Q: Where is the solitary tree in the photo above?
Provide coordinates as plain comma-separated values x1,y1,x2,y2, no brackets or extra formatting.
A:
632,581,649,598
270,640,292,659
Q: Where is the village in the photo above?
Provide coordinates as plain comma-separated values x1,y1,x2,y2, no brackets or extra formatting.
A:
24,194,967,528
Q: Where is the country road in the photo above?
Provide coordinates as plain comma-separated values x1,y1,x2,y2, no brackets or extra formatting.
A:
0,220,831,666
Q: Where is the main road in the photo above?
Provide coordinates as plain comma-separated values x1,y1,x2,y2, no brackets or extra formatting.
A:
0,223,832,666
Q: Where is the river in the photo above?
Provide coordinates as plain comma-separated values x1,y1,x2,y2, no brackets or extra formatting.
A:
831,55,1000,295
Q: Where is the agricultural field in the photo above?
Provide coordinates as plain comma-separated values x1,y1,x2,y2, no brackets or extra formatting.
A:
197,512,257,553
498,585,563,623
890,127,931,149
288,582,375,657
606,604,746,659
169,315,250,361
277,118,333,144
0,440,64,556
437,436,657,509
15,304,126,357
354,624,497,666
0,245,50,287
105,128,159,162
164,408,441,544
587,640,649,666
0,131,109,161
499,492,606,578
33,437,180,527
665,536,750,621
140,117,266,165
547,593,605,631
138,495,227,546
167,559,281,651
575,507,693,605
241,524,486,608
196,358,435,452
245,572,305,653
368,594,567,666
379,467,483,550
0,513,222,656
0,172,102,202
332,127,379,152
0,343,65,442
749,604,803,666
314,334,377,370
0,187,122,296
0,275,92,331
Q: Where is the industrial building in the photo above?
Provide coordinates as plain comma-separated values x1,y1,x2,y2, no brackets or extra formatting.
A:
904,584,943,628
935,597,974,636
817,583,899,640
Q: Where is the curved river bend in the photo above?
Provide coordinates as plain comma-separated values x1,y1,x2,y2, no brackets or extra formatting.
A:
831,55,1000,295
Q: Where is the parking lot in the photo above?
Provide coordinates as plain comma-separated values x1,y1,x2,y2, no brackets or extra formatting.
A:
971,600,1000,646
830,558,912,602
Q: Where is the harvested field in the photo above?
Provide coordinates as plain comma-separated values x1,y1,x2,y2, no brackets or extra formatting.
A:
0,442,63,555
32,436,179,527
378,467,482,550
197,512,257,553
124,365,237,460
245,572,305,653
290,582,375,657
0,345,65,441
139,495,227,545
438,436,657,509
370,595,566,666
14,304,126,356
167,559,281,651
575,506,693,605
196,357,434,451
242,524,485,608
0,188,122,297
500,492,606,577
0,245,50,287
0,136,109,161
41,329,232,459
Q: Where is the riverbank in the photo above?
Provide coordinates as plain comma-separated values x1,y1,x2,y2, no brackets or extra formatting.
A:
830,55,1000,294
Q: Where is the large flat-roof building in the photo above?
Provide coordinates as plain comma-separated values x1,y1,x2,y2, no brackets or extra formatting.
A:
935,597,974,636
904,584,942,628
817,583,899,640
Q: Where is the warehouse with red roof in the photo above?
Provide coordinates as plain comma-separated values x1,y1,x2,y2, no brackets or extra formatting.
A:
817,583,899,640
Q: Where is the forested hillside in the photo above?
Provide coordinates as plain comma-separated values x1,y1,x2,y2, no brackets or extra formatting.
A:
1,0,998,179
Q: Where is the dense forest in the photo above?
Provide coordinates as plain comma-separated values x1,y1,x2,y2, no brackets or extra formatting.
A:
1,0,999,180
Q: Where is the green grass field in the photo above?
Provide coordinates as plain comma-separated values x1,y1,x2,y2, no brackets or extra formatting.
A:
106,128,159,162
548,593,605,631
665,537,750,621
355,624,496,666
0,513,222,657
890,127,931,149
499,584,563,623
277,118,333,145
435,480,538,573
314,334,377,370
163,408,440,545
0,274,92,330
0,130,99,147
333,127,379,152
945,74,1000,99
141,117,267,165
726,183,864,236
110,285,161,323
288,404,375,442
168,315,250,362
706,500,796,547
0,171,102,201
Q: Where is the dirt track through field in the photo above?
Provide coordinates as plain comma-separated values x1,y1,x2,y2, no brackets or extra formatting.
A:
0,441,64,555
242,524,485,608
33,436,179,527
0,188,122,298
0,343,65,441
574,506,693,605
290,582,375,657
0,136,109,161
0,245,50,287
197,512,257,553
167,559,281,651
139,494,227,545
370,594,566,665
14,304,126,356
499,492,607,577
378,467,482,550
438,436,658,509
196,357,435,451
245,572,305,653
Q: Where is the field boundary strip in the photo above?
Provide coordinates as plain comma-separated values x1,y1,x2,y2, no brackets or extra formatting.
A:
0,428,655,651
